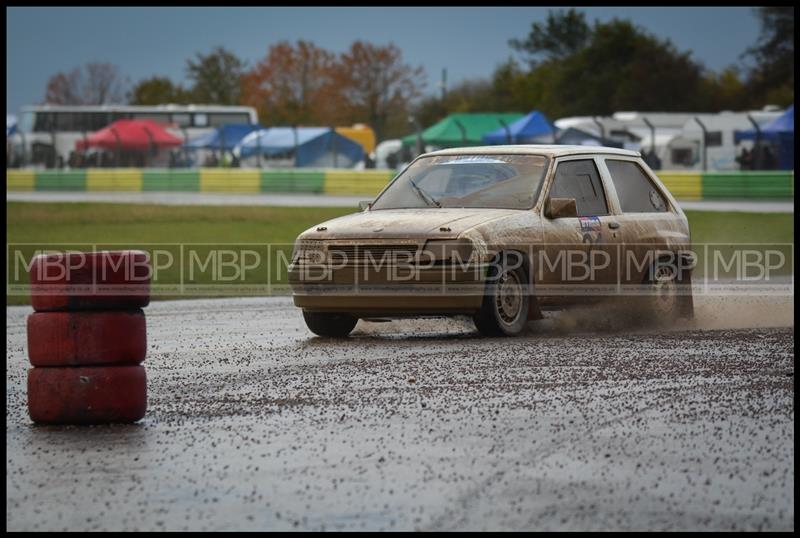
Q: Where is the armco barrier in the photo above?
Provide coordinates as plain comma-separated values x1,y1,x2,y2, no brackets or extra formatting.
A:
6,168,794,199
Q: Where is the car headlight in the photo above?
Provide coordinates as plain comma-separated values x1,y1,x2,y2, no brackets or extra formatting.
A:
292,239,325,264
422,239,477,264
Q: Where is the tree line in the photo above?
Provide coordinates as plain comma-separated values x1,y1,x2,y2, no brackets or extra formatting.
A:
413,7,793,128
43,7,793,142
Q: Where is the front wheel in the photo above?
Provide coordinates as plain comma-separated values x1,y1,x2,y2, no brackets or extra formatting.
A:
649,263,680,320
473,253,530,337
643,259,694,323
302,311,358,337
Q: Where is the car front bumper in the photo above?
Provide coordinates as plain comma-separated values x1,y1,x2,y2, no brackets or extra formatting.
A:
288,262,487,314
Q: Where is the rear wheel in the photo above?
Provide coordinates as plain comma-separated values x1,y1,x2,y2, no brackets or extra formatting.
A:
473,253,530,337
302,311,358,337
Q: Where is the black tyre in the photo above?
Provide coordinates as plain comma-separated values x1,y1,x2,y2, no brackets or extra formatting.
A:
473,252,530,337
302,311,358,337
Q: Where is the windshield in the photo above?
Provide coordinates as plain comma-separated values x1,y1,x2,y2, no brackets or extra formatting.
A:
371,154,550,210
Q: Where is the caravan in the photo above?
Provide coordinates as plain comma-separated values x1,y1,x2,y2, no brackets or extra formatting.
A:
662,109,784,171
554,112,693,167
553,109,786,171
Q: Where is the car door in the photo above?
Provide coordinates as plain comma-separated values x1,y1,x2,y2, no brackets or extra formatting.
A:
539,156,623,300
598,157,681,286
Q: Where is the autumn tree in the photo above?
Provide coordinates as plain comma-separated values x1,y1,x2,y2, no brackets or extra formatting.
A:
129,76,194,105
240,40,338,126
44,62,127,105
333,41,426,141
44,69,83,105
241,40,425,139
186,46,246,105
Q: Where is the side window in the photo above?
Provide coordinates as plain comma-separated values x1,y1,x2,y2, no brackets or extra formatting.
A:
548,159,609,216
606,159,668,213
705,131,723,147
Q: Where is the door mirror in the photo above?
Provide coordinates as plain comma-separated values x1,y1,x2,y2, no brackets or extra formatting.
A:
545,197,578,219
358,200,372,211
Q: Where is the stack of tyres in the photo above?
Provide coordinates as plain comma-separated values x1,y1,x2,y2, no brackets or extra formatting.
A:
26,251,151,424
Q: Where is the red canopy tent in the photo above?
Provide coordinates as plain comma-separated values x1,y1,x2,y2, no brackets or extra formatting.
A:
76,119,183,151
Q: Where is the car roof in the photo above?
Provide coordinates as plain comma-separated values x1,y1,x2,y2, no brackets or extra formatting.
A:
423,144,641,158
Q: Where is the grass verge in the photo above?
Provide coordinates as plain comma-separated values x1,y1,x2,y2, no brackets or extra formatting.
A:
7,202,793,305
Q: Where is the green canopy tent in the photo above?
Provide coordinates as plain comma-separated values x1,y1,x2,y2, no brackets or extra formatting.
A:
402,113,525,149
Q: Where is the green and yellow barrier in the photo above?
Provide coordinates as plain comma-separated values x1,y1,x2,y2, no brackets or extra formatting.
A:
6,168,794,200
86,168,142,191
200,169,260,192
323,169,395,196
701,171,794,199
7,170,35,191
34,170,86,191
142,170,200,191
262,170,325,193
657,171,702,201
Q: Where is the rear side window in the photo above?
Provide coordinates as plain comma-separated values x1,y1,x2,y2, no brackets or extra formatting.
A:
606,159,668,213
549,159,609,216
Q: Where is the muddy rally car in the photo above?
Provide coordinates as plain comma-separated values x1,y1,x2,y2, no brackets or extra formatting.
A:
289,145,694,337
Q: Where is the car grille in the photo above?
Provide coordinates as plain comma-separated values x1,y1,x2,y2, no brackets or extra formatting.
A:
327,244,418,264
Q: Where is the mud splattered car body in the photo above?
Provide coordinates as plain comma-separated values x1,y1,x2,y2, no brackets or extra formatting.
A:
290,145,694,337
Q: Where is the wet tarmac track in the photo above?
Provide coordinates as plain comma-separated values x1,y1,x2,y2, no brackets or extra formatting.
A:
6,295,794,531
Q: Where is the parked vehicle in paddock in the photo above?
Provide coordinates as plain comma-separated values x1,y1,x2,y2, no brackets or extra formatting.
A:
11,104,258,168
289,145,695,337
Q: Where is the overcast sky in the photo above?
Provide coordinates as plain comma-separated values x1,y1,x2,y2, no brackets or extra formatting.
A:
6,7,762,116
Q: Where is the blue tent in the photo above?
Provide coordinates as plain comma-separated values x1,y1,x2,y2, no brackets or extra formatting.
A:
184,123,264,151
235,127,364,167
482,110,555,144
734,105,794,170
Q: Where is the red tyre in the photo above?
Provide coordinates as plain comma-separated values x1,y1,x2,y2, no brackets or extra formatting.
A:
27,366,147,424
27,310,147,367
29,250,150,312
